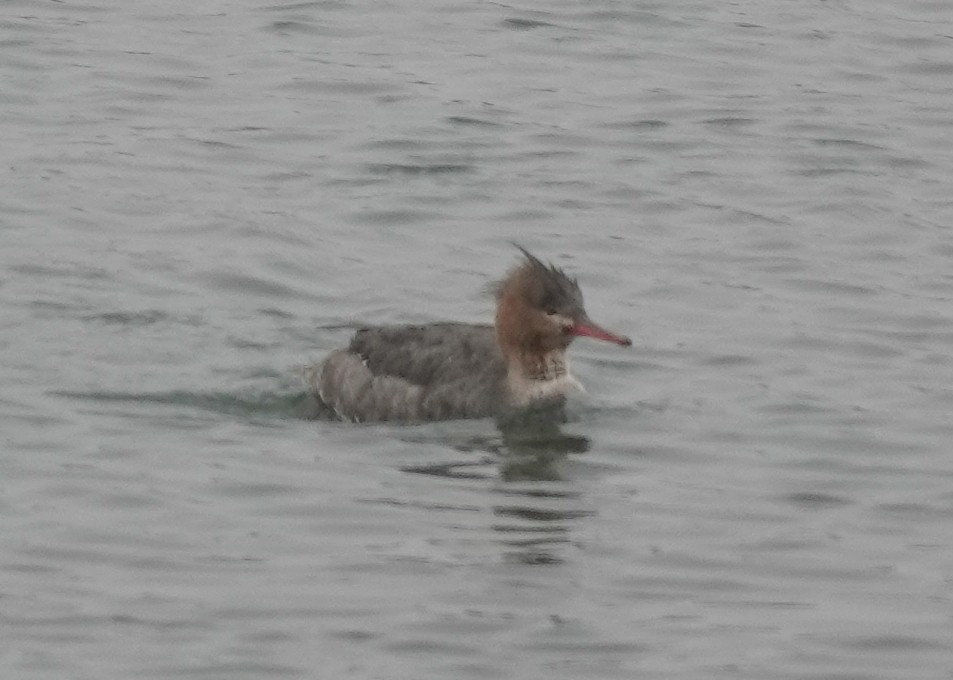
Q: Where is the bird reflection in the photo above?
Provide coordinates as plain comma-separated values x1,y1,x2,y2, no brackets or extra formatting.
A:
400,404,590,482
399,413,592,566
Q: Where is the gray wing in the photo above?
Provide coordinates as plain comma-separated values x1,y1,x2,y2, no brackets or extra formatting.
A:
308,323,506,422
350,323,501,387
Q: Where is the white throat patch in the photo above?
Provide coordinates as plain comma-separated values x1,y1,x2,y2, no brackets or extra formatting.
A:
507,356,584,407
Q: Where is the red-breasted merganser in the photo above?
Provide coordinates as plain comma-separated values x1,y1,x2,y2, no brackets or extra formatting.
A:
307,247,631,422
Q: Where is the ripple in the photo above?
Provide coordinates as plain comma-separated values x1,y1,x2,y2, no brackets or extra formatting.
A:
366,163,473,176
501,18,557,31
50,389,309,420
782,492,853,509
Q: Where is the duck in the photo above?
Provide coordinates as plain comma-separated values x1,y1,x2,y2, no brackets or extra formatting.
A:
306,246,630,422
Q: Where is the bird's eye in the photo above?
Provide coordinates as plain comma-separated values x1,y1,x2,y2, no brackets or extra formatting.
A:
545,308,558,316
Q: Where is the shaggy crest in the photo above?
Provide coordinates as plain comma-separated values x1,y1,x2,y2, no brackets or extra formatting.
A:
494,244,584,316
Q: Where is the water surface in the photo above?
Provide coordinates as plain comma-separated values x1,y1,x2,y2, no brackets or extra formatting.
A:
3,1,953,678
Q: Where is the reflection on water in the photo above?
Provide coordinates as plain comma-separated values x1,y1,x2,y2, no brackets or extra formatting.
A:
399,413,591,483
492,498,595,566
400,457,498,480
492,436,591,566
401,416,594,566
498,402,590,482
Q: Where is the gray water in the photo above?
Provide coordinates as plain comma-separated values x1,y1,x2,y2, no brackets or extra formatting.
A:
3,1,953,678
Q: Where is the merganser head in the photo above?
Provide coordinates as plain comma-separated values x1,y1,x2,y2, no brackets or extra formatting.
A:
494,246,632,356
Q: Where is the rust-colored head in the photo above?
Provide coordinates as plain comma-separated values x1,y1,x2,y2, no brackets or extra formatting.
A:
494,246,631,358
